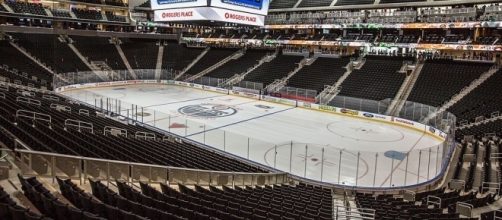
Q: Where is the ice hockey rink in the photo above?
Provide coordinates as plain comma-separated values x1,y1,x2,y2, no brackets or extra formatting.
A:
61,84,447,188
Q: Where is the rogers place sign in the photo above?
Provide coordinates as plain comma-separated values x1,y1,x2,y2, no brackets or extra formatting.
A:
224,13,257,23
161,11,193,18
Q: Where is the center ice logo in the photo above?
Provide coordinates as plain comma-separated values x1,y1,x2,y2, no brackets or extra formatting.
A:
178,104,237,118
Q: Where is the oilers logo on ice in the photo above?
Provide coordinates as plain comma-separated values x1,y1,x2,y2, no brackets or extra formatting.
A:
178,104,237,118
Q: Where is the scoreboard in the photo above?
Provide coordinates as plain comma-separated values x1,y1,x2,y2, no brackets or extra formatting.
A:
152,0,269,26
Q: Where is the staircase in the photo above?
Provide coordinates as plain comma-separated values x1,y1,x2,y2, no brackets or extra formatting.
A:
44,9,53,17
90,61,119,81
101,11,108,22
316,85,341,105
220,50,279,87
386,62,419,115
67,41,111,82
422,65,501,123
315,61,354,104
390,62,425,116
8,41,56,76
185,48,245,82
440,144,462,188
8,40,66,89
66,40,96,70
115,44,137,79
69,11,77,19
265,56,311,93
155,44,164,80
353,57,366,70
174,47,210,80
472,146,485,190
2,2,14,13
332,193,376,220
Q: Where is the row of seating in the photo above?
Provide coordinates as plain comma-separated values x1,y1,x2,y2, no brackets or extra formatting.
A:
184,48,238,76
13,175,333,220
448,69,502,122
90,179,188,219
287,57,350,92
270,0,377,9
0,183,48,220
243,53,304,86
50,10,72,18
6,1,47,16
205,49,270,79
19,174,103,220
407,59,492,107
11,33,91,74
0,65,46,88
162,43,204,74
70,35,126,70
57,177,146,220
105,12,126,23
0,40,53,87
72,8,103,21
120,38,159,70
69,0,127,6
355,192,481,220
136,181,332,220
457,119,502,138
337,55,409,101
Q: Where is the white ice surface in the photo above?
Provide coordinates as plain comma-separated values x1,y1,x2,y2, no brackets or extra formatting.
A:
62,84,446,188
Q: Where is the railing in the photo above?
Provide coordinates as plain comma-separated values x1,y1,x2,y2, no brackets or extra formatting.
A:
16,110,51,124
50,103,71,112
135,131,156,140
5,148,288,187
64,119,93,133
53,69,174,88
271,86,317,103
16,96,41,106
481,182,500,193
495,210,502,220
104,126,128,137
78,109,90,116
42,94,60,102
17,89,35,97
191,76,226,88
427,195,441,207
334,206,375,220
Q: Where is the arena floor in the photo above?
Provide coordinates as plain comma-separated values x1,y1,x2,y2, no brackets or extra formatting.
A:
61,84,445,188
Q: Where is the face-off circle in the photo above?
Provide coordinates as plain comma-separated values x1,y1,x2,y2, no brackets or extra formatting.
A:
263,143,370,181
178,104,237,118
326,120,405,142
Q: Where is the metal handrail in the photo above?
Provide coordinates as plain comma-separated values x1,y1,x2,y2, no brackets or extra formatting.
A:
334,206,375,220
4,147,283,176
64,119,93,133
16,109,51,123
427,195,442,207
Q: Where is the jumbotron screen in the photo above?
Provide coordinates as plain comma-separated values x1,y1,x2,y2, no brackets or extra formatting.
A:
211,0,270,16
151,0,208,11
152,0,269,26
